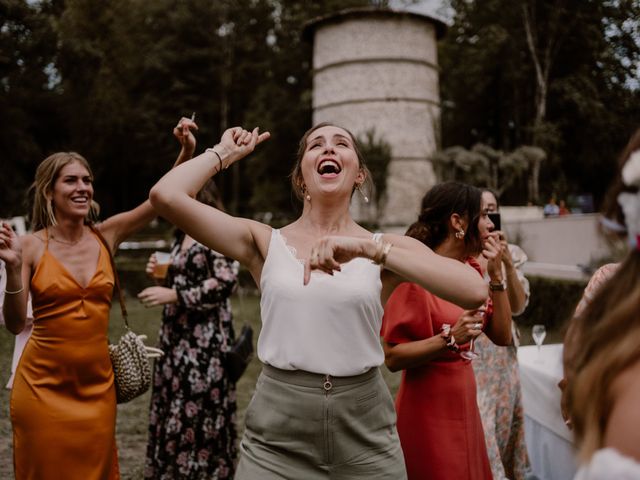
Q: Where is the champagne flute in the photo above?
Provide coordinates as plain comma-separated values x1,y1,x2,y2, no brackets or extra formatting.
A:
460,310,485,361
532,324,546,361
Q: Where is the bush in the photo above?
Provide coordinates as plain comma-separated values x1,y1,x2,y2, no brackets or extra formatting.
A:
518,275,587,333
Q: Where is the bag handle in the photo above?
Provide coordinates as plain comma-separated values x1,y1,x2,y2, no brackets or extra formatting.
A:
89,224,129,329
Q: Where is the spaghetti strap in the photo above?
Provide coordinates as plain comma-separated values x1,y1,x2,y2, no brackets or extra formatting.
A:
44,227,50,249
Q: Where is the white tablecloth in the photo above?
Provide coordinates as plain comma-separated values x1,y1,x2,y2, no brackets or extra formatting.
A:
518,344,577,480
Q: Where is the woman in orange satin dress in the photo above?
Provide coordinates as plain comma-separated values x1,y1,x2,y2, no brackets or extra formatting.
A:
0,116,197,479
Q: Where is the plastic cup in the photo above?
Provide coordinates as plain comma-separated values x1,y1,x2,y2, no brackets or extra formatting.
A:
153,251,172,280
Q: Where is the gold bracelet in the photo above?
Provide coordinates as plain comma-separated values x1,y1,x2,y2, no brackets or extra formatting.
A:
371,240,393,266
379,241,392,266
5,286,24,295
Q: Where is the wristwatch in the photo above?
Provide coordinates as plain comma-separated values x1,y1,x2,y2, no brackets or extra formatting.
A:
489,280,506,291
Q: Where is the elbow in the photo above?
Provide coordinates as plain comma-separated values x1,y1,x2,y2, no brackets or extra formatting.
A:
461,280,489,310
6,322,25,335
493,330,513,347
149,185,171,216
385,359,402,373
384,353,403,373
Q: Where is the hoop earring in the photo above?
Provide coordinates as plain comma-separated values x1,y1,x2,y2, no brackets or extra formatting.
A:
46,197,58,227
356,183,369,203
455,229,465,240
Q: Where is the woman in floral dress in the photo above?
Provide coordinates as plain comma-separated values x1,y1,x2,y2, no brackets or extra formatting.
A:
139,118,240,479
472,189,531,480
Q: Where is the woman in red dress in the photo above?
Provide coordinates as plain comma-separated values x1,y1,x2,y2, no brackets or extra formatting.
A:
382,182,513,480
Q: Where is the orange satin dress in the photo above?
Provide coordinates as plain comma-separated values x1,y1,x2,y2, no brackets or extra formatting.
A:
10,231,120,479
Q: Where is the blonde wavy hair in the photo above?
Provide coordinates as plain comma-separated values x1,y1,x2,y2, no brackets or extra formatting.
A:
567,253,640,461
29,152,100,231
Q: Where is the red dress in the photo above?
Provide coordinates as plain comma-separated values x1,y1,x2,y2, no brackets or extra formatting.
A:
383,274,492,479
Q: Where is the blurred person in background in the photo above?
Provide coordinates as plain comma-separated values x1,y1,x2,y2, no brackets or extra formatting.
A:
139,118,240,479
382,182,512,480
564,127,640,478
472,189,532,480
1,255,34,389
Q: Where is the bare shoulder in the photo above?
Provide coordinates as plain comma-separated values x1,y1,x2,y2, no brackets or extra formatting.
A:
21,232,45,269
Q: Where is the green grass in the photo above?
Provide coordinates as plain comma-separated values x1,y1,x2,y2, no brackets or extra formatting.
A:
0,292,555,479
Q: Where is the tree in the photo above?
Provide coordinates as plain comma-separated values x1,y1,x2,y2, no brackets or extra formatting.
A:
0,0,64,218
431,143,535,198
440,0,640,205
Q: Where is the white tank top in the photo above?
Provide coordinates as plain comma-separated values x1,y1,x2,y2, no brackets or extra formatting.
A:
258,229,384,376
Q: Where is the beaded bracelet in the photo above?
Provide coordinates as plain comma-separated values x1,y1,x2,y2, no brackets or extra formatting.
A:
440,323,460,353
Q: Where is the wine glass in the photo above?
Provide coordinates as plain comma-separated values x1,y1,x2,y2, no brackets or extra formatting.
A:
532,324,547,360
460,311,485,361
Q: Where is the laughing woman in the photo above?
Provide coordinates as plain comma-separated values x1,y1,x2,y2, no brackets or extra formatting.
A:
149,123,487,479
0,117,193,480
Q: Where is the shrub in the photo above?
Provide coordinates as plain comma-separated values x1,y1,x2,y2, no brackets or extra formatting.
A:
517,275,587,333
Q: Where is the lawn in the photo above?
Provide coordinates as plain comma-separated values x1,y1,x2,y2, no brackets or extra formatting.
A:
0,291,560,479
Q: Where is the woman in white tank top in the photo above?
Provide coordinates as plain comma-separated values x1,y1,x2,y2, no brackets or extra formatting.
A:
149,122,489,478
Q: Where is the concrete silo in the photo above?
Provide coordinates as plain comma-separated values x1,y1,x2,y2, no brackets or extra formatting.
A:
304,8,446,229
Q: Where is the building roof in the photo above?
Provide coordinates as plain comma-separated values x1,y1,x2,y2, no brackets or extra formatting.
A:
302,7,448,43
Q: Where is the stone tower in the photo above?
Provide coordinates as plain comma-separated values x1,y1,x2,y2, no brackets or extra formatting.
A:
304,8,446,229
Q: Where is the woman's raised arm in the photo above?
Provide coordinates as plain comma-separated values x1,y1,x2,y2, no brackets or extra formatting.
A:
149,127,270,270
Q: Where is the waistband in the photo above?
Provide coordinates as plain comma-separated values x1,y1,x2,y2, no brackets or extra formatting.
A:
262,364,378,389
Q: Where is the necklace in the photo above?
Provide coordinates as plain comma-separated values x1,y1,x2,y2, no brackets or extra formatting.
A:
50,230,84,246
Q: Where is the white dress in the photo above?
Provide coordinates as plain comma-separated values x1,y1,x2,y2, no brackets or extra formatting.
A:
574,448,640,480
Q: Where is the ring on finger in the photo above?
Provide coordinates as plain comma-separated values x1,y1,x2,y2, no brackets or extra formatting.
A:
473,322,482,330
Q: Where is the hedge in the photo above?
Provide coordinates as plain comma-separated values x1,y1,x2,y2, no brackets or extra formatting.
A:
516,275,588,333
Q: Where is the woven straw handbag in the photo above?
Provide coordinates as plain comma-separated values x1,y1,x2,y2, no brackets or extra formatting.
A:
91,226,163,403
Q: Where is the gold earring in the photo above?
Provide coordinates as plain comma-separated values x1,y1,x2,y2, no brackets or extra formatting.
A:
301,184,311,202
455,229,465,240
356,183,369,203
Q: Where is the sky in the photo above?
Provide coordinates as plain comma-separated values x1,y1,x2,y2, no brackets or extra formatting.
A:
388,0,453,23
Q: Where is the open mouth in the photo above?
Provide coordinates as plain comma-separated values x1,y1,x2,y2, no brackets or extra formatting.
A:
71,196,89,205
317,159,342,177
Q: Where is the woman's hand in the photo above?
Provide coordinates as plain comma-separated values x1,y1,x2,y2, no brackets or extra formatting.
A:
451,309,485,345
0,222,22,270
496,230,514,268
145,253,157,279
173,116,198,156
482,233,504,282
215,127,270,169
303,236,373,285
137,286,178,308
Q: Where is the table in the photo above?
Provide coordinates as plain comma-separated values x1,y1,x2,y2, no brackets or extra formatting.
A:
518,343,577,480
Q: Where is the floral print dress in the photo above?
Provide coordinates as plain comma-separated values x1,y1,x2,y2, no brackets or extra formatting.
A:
144,239,239,480
472,244,531,480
